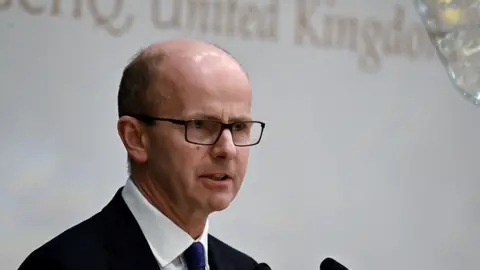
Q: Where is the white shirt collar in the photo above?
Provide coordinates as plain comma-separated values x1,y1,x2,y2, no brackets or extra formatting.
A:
121,178,209,267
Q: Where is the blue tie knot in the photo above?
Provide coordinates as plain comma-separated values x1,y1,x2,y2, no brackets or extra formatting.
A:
184,242,205,269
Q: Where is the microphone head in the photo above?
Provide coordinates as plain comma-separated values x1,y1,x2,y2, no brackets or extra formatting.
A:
255,262,272,270
320,257,348,270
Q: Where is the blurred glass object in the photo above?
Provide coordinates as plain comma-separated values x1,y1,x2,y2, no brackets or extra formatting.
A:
415,0,480,105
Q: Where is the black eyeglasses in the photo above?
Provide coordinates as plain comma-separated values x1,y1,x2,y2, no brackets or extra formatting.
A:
128,114,265,147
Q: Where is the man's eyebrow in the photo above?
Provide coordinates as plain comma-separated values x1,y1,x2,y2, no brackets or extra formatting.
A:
228,116,253,122
187,114,252,122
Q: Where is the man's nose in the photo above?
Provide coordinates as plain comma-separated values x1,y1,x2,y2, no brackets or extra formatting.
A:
210,129,237,159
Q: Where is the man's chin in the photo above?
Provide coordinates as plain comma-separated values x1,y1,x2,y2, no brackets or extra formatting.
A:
207,194,235,212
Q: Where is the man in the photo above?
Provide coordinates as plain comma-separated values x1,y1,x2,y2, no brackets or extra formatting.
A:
18,39,266,270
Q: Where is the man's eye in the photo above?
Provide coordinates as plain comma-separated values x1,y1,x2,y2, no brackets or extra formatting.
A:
233,122,246,130
192,120,204,128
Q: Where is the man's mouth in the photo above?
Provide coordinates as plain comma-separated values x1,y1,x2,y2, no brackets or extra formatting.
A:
201,173,231,181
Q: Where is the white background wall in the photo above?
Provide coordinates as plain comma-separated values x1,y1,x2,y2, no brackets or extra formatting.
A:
1,0,479,269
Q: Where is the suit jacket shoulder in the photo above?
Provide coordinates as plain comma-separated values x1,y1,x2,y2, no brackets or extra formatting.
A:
18,212,110,270
18,189,159,270
18,188,259,270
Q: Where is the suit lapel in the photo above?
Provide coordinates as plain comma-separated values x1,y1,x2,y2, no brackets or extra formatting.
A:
208,235,235,270
99,188,160,270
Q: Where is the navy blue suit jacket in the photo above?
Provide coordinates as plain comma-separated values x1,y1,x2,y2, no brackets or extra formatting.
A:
18,188,258,270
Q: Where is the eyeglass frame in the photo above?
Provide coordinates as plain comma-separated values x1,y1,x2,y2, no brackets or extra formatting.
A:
126,114,266,147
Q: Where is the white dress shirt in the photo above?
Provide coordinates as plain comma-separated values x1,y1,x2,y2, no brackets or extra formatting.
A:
122,179,210,270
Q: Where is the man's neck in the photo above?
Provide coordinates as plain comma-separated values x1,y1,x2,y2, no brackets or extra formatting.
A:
130,176,207,239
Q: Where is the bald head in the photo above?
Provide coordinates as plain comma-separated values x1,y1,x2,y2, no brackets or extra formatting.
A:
117,39,249,117
144,38,233,58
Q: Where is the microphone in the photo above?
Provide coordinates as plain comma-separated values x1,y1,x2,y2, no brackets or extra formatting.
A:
319,257,348,270
255,262,272,269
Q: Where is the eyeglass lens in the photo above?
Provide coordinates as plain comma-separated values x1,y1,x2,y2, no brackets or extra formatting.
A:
185,120,262,145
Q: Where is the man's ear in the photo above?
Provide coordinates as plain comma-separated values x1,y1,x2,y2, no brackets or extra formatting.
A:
117,116,148,164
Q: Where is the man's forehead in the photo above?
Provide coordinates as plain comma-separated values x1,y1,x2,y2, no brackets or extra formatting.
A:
155,53,248,95
151,68,251,118
143,39,250,111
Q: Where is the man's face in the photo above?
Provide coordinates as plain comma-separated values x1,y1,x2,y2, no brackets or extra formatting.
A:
145,54,252,214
